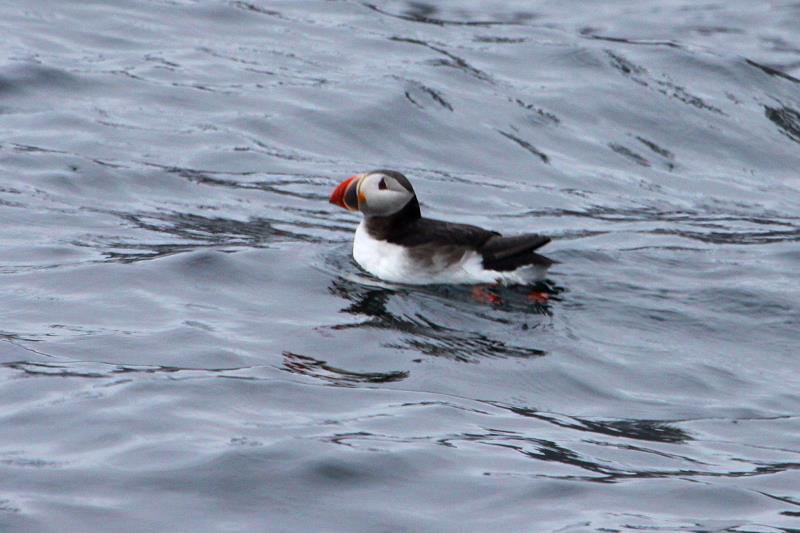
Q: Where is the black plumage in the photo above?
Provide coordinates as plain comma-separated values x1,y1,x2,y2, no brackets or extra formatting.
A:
479,233,553,271
364,196,552,272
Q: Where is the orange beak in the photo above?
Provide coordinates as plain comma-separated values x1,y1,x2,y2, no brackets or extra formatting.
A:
329,175,358,211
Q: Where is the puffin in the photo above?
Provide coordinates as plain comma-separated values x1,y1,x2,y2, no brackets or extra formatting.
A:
329,170,553,285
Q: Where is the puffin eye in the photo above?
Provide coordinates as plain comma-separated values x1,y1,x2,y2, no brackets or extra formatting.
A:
378,178,387,190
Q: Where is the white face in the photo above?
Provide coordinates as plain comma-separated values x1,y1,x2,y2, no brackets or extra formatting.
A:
355,171,415,217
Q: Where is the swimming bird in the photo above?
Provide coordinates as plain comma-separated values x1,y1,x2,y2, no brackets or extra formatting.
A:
329,170,553,285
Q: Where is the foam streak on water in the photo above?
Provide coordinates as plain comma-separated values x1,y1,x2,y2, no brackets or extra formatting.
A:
0,1,799,531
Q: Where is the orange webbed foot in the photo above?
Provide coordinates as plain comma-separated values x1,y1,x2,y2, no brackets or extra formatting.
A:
526,290,549,304
472,284,502,305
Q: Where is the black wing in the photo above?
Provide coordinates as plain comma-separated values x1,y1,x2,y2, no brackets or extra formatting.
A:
479,233,552,271
380,216,553,272
386,217,498,248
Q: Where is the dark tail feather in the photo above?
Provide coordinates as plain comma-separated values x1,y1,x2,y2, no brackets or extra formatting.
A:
480,234,553,271
528,252,555,268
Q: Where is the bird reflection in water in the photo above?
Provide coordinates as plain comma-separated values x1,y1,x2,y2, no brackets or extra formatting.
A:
323,277,562,362
282,351,409,386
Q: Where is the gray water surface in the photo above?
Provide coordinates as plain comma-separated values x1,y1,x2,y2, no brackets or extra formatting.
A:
1,1,799,532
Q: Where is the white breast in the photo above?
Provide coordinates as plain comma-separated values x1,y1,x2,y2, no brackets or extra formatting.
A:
351,221,547,285
352,221,413,283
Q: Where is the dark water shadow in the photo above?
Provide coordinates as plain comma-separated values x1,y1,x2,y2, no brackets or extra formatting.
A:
501,403,693,444
391,37,494,83
282,351,409,386
84,207,332,263
363,2,536,27
1,360,248,380
765,105,800,143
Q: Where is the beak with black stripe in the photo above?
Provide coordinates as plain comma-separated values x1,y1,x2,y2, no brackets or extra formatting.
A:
329,174,363,212
329,170,416,217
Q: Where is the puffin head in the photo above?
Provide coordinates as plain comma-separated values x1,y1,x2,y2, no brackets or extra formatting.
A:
329,170,416,217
